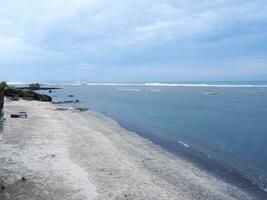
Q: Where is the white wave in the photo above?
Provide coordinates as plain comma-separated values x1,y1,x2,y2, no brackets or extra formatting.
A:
61,83,82,86
83,82,267,88
150,89,163,93
145,83,267,88
179,141,190,148
86,83,141,86
60,81,87,86
48,82,267,88
205,92,220,95
116,88,141,92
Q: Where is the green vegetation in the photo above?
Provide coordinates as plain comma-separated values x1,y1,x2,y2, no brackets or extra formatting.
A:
0,81,8,90
0,81,52,102
1,81,26,96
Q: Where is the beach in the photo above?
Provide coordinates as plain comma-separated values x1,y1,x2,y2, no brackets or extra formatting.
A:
0,99,264,200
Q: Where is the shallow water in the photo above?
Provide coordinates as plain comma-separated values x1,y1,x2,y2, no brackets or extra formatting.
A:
40,82,267,191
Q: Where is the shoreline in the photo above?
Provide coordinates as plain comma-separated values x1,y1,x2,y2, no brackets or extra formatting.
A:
85,106,267,195
114,117,267,196
0,100,266,199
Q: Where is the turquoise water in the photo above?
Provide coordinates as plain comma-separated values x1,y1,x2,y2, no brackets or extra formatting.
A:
41,82,267,192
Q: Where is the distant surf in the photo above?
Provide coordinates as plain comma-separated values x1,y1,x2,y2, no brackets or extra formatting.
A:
116,88,142,92
58,82,267,88
144,83,267,88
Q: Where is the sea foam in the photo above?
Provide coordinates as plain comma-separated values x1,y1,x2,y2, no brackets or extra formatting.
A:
179,141,190,148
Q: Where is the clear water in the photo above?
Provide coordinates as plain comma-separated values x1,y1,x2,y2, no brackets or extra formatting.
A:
41,82,267,191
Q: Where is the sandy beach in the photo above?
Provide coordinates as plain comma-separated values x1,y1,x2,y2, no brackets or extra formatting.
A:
0,100,264,200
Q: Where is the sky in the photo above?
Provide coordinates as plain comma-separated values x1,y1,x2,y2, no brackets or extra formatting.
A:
0,0,267,83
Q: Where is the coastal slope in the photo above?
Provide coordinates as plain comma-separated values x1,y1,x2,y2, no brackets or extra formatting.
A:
0,100,261,200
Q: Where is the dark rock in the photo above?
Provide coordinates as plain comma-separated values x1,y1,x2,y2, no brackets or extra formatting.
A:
1,185,5,190
29,83,41,90
34,93,52,102
11,114,20,118
21,177,26,182
0,86,4,112
75,108,88,112
49,90,52,93
68,95,74,97
55,108,69,111
4,86,52,102
21,90,52,102
17,83,60,91
53,99,80,104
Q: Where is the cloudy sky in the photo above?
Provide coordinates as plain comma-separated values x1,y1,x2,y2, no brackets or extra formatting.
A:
0,0,267,83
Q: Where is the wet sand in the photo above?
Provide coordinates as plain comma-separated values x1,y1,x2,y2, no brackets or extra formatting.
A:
0,100,263,199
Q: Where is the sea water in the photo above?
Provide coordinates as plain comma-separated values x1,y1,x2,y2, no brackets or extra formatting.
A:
41,81,267,191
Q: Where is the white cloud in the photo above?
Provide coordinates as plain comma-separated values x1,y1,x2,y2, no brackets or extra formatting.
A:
128,67,152,71
0,0,267,81
65,62,96,71
75,63,95,71
1,0,267,52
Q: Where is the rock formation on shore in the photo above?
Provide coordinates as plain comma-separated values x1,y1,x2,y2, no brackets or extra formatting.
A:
0,82,52,102
0,86,4,112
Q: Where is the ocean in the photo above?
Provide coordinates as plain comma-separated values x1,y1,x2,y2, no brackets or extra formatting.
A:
40,81,267,193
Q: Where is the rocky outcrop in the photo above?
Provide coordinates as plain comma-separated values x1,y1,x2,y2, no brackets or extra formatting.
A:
0,86,4,112
20,90,52,102
1,82,52,102
52,99,80,104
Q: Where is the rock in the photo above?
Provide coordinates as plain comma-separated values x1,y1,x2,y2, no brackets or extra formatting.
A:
55,108,69,111
1,185,5,190
75,108,88,112
22,91,52,102
10,112,27,118
11,114,20,118
29,83,41,90
4,86,52,102
49,90,52,93
68,95,74,97
34,92,52,102
53,99,80,104
0,86,4,112
21,177,26,182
